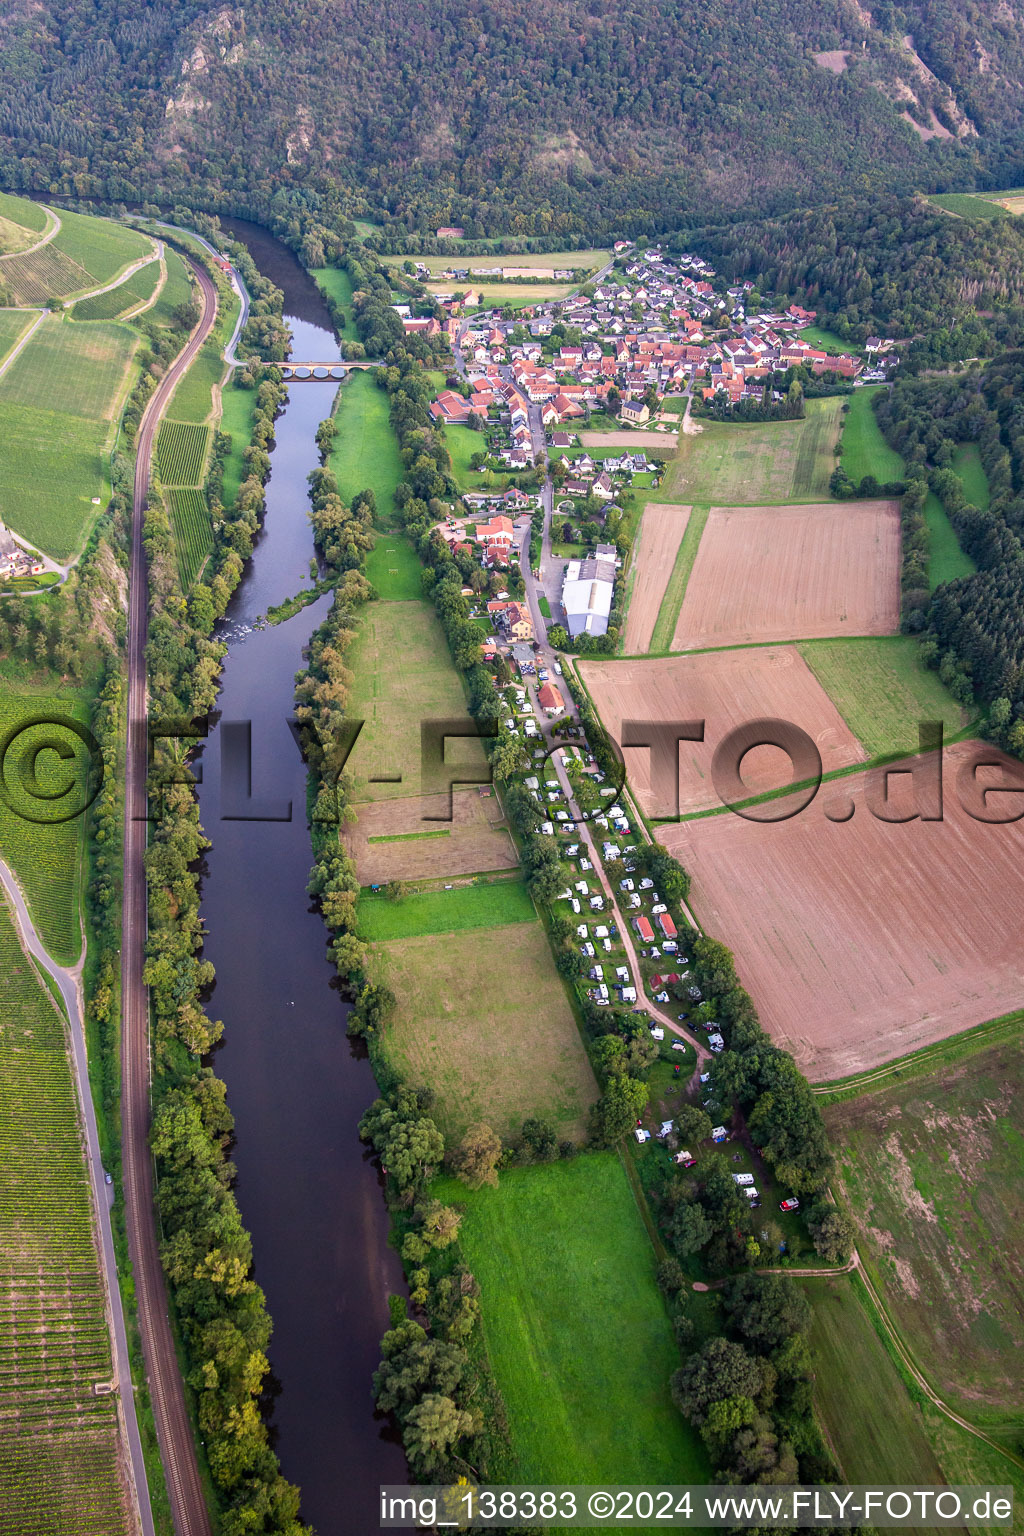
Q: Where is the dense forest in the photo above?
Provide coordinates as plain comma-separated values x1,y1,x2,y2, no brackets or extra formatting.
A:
686,194,1024,365
876,356,1024,752
3,0,1024,239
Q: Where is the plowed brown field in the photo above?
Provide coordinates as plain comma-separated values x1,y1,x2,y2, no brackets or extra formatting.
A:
671,500,900,651
659,741,1024,1080
580,646,866,817
345,788,517,884
623,503,691,653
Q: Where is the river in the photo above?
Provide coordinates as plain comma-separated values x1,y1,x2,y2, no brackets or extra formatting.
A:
194,217,407,1533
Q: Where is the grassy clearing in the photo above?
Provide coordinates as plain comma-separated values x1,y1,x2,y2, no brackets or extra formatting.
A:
839,385,905,484
218,379,258,509
0,905,131,1536
330,371,404,513
346,598,486,799
71,259,160,321
383,248,610,275
803,1276,947,1491
0,316,137,558
372,920,595,1140
649,504,709,652
310,267,358,339
434,1157,707,1484
358,878,535,938
0,693,87,963
0,308,34,365
952,442,990,509
364,532,425,601
925,490,977,588
665,398,843,504
825,1034,1024,1424
799,635,970,756
444,419,488,492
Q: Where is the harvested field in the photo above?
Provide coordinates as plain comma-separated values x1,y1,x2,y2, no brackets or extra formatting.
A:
580,647,866,817
345,788,517,884
369,922,596,1140
660,740,1024,1080
623,503,691,653
671,500,900,651
665,398,844,503
579,429,679,449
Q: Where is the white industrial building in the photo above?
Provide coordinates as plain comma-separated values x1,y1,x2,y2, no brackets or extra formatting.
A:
561,550,615,638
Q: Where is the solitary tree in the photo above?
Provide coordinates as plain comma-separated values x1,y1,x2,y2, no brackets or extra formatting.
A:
451,1123,502,1189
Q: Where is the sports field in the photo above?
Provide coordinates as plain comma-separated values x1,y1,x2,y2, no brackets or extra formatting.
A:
0,905,131,1536
839,386,905,485
364,530,424,600
428,280,574,307
0,694,88,963
370,920,596,1140
825,1033,1024,1421
800,635,970,757
623,503,691,652
434,1156,707,1483
383,248,610,275
330,371,404,512
357,876,532,939
664,398,844,503
346,599,488,800
661,740,1024,1080
670,500,900,651
346,791,517,885
0,317,137,558
580,647,866,817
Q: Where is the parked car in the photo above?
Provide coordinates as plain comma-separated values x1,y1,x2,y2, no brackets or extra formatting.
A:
779,1198,800,1213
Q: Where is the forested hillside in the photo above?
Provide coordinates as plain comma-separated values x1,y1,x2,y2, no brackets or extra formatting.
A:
3,0,1024,238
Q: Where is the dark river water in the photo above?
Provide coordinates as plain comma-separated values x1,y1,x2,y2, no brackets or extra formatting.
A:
195,217,407,1533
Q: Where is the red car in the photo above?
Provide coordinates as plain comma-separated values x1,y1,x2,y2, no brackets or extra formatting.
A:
779,1197,800,1213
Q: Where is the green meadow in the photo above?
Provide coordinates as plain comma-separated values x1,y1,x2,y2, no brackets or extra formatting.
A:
330,370,404,513
357,877,534,938
839,386,905,484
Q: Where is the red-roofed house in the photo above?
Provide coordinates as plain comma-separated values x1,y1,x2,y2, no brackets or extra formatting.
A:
537,682,565,715
475,515,514,547
634,915,655,943
656,912,677,939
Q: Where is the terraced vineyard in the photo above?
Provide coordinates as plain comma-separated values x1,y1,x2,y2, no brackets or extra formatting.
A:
169,486,214,588
1,243,92,306
72,260,161,322
158,419,209,486
0,905,130,1535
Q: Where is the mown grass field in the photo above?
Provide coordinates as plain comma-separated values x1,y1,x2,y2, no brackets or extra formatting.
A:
0,308,33,366
803,1276,947,1491
799,635,970,756
0,693,88,963
310,266,358,339
649,503,709,652
444,419,488,492
218,378,259,508
358,877,535,938
839,385,905,484
434,1157,707,1485
346,598,486,799
71,258,160,321
383,248,610,275
797,323,861,354
825,1033,1024,1425
0,316,137,558
0,904,131,1536
330,371,405,513
364,530,424,600
665,399,843,504
925,490,977,588
372,919,595,1140
429,280,575,308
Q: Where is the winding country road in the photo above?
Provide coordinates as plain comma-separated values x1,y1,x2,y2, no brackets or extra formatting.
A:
120,257,218,1536
0,858,154,1536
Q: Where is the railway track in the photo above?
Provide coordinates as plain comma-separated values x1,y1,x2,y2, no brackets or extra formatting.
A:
120,258,218,1536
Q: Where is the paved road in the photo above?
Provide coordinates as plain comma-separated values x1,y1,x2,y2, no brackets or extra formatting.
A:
121,257,218,1536
0,859,154,1536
